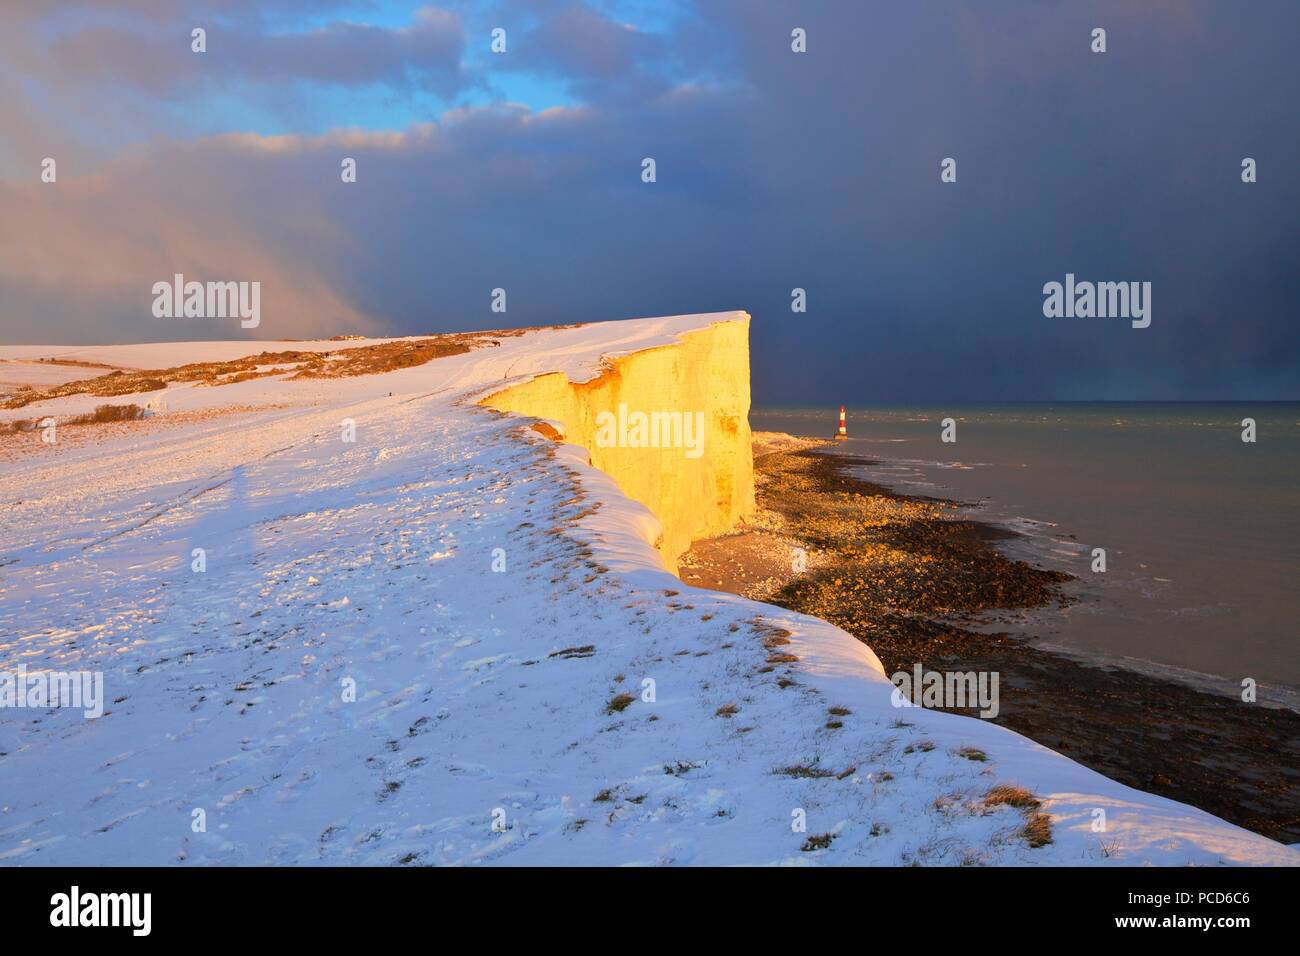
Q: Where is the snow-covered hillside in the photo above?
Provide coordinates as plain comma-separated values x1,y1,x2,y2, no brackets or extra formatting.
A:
0,314,1294,865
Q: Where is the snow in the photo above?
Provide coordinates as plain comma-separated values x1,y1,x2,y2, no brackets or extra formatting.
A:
0,360,109,393
1,312,1294,866
0,338,410,370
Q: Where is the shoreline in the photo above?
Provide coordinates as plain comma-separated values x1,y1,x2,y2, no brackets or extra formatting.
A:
680,432,1300,844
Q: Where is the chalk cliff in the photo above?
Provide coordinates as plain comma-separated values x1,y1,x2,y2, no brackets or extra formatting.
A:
480,314,756,572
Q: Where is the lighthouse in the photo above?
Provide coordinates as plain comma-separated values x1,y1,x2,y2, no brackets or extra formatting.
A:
835,406,848,441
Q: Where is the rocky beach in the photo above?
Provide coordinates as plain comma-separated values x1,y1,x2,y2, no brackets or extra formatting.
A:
680,433,1300,843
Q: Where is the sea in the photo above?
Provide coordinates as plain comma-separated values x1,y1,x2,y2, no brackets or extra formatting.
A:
751,403,1300,708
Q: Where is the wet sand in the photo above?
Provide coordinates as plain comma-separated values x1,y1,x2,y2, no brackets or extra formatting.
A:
680,436,1300,844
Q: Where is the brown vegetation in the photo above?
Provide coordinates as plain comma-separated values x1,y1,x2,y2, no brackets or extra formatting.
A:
983,784,1041,811
30,358,118,369
7,403,147,432
983,784,1053,848
777,765,836,779
2,329,541,410
801,834,834,851
1022,812,1054,848
605,692,635,714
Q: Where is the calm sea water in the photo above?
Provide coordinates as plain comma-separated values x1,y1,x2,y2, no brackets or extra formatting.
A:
752,404,1300,703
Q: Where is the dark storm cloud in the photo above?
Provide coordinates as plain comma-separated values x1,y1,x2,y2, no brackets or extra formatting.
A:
680,0,1300,401
1,0,1296,401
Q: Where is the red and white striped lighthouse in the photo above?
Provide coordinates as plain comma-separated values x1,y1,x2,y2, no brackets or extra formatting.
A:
835,405,848,440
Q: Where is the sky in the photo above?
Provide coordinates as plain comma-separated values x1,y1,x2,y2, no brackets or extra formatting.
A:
0,0,1296,402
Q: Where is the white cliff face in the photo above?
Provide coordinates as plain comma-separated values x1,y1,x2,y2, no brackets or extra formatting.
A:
479,315,756,571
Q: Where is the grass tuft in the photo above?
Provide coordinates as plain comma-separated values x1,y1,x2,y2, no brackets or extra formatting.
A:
1023,812,1053,848
984,784,1041,811
801,833,834,852
777,765,835,779
605,692,635,714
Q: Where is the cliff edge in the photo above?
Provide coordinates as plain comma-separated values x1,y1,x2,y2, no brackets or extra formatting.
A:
479,313,756,572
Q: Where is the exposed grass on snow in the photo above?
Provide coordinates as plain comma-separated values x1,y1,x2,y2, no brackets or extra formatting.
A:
778,765,836,779
605,692,635,714
1023,812,1054,848
2,331,522,409
984,784,1053,848
7,403,147,431
984,784,1041,811
801,834,834,851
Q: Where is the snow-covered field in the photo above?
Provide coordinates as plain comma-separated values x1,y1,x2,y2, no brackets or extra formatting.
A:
1,314,1294,866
